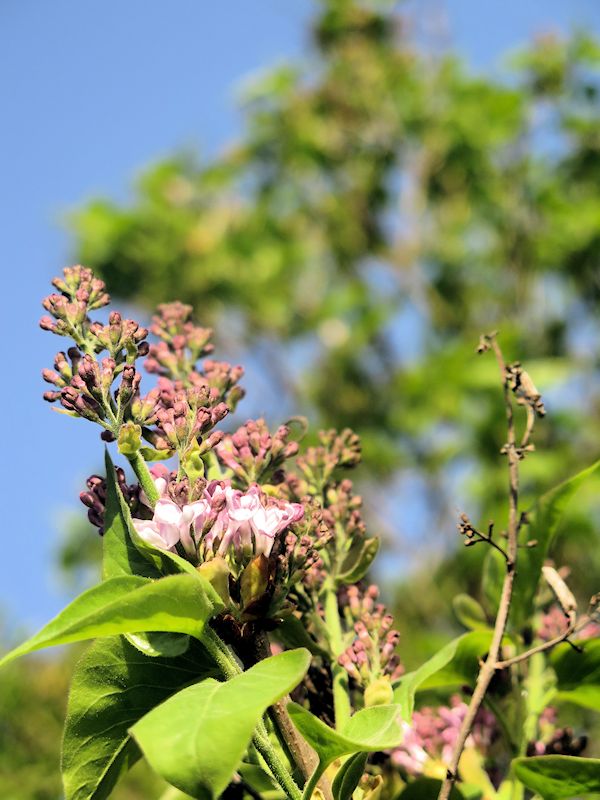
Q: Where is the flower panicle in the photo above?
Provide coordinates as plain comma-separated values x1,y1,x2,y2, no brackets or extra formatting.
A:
338,584,403,687
295,428,361,492
216,418,300,487
40,267,242,462
40,265,110,339
144,302,245,412
391,696,498,777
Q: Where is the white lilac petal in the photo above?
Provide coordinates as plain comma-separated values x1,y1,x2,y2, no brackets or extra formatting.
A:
132,519,171,551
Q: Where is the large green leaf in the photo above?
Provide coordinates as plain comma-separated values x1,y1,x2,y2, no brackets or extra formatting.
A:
130,649,312,800
61,636,218,800
288,702,403,799
512,755,600,799
0,573,223,667
511,458,600,629
394,632,493,720
551,638,600,711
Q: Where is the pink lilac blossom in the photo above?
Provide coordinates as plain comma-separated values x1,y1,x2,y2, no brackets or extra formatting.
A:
391,696,497,776
131,476,304,562
538,605,600,642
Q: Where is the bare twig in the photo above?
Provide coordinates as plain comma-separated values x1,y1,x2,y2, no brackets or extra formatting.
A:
495,617,577,669
437,334,524,800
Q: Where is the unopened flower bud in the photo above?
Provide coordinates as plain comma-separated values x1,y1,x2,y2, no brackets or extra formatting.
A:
364,677,394,707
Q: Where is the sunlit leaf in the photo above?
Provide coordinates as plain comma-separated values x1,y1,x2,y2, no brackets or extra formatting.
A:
131,650,311,800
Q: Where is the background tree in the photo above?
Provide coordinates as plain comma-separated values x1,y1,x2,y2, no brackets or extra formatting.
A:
71,0,600,634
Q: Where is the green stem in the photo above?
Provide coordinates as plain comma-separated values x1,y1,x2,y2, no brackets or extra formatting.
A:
201,626,301,800
253,730,302,800
324,586,352,729
201,625,242,678
127,451,160,506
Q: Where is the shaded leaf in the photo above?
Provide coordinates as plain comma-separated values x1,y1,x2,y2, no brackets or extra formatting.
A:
61,636,217,800
452,594,489,631
393,632,493,720
332,752,368,800
336,538,379,585
511,459,600,629
512,755,600,798
551,638,600,711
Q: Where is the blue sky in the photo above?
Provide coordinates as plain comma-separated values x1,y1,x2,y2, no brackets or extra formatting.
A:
2,0,600,633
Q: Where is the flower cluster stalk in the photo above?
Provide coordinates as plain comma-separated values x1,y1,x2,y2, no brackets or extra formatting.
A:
324,584,353,729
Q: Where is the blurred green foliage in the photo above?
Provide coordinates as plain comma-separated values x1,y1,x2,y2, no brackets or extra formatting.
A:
72,1,600,505
5,0,600,795
70,0,600,636
69,0,600,675
0,642,169,799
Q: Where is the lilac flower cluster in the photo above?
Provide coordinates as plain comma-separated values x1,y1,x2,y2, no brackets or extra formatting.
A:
391,696,498,777
527,707,588,757
216,418,299,487
338,585,403,686
132,472,304,565
40,267,243,460
80,468,140,533
538,604,600,642
144,301,214,379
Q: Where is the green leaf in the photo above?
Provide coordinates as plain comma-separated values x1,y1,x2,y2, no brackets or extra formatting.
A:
61,636,218,800
139,446,174,461
103,450,199,581
287,702,402,799
102,450,161,580
396,778,465,799
512,755,600,799
332,753,368,800
117,422,142,456
511,458,600,629
481,548,505,618
103,453,195,657
452,594,489,631
393,632,493,720
0,573,223,667
551,638,600,711
274,615,329,659
130,649,311,800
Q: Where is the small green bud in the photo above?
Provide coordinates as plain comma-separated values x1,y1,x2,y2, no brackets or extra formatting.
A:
117,422,142,456
181,438,205,483
364,677,393,707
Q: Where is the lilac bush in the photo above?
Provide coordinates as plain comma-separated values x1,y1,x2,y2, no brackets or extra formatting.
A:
2,266,599,800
